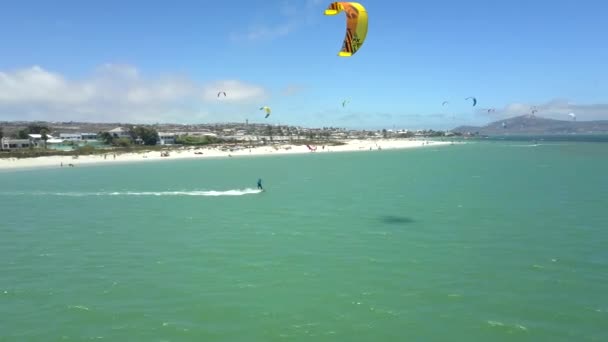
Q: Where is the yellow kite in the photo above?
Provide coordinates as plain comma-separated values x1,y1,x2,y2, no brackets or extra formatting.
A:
324,2,368,57
259,106,271,118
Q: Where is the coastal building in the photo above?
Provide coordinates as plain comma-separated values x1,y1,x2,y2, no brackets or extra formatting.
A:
222,135,260,142
58,132,98,141
1,137,31,151
157,132,176,145
80,133,98,140
108,127,131,139
28,134,55,147
45,138,66,149
59,133,82,141
175,131,217,137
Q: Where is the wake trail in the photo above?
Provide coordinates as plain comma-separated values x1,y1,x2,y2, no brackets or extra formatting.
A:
0,188,263,197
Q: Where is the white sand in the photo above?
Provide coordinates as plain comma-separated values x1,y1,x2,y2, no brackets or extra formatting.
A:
0,139,454,170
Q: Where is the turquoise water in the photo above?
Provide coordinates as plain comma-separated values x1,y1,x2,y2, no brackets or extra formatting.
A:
1,142,607,341
480,134,608,143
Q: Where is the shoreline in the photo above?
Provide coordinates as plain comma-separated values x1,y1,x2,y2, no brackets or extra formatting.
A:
0,139,455,171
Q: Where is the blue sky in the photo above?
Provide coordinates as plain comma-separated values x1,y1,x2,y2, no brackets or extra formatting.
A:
1,0,607,129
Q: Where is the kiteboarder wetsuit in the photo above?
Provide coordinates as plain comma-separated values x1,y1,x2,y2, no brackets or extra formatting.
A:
257,179,263,190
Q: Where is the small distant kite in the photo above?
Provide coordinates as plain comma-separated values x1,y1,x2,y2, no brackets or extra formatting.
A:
568,112,576,121
342,99,350,107
531,106,538,116
324,2,368,57
465,97,477,106
487,108,496,113
442,101,449,106
217,91,226,98
259,106,271,118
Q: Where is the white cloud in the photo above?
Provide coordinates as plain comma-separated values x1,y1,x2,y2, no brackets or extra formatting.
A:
479,98,608,121
0,65,269,123
232,0,322,42
0,66,93,104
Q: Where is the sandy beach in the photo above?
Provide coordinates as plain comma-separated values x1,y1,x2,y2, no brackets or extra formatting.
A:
0,139,453,170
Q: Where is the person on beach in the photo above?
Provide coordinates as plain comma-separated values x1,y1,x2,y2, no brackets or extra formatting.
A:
257,178,263,191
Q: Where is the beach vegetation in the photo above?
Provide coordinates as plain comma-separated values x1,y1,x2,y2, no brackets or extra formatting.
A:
40,128,50,149
317,131,331,140
113,138,133,147
0,142,166,159
396,131,415,138
26,124,51,135
298,140,345,146
98,132,114,145
130,126,159,146
175,135,223,146
76,145,96,154
13,124,52,140
420,130,447,137
30,124,51,136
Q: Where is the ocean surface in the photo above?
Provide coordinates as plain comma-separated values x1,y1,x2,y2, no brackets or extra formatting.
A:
1,141,607,341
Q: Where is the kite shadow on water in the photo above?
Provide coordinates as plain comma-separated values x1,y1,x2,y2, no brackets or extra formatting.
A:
380,215,416,225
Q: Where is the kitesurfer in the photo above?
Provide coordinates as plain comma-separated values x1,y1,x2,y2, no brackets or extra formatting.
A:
257,178,263,191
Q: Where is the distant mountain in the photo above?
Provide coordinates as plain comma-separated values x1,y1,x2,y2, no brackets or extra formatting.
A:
452,115,608,135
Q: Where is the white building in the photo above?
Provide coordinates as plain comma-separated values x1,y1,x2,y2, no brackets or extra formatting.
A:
28,134,55,147
46,138,65,147
174,131,217,137
223,135,260,142
81,133,98,140
108,127,131,139
59,133,82,141
331,132,347,138
59,133,98,141
1,138,31,150
157,132,176,145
